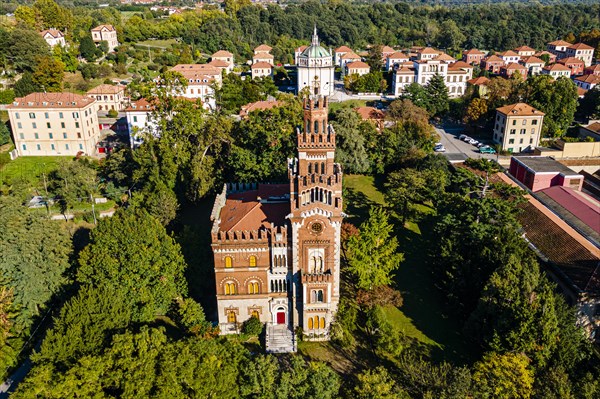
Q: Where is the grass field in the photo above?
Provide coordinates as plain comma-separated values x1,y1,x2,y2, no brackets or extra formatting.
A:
329,100,367,116
0,156,72,190
136,39,179,49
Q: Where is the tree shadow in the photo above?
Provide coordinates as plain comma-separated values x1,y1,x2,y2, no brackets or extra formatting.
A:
392,213,478,365
344,188,375,226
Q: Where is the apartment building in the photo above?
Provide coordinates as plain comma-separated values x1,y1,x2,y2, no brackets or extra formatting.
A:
392,58,469,98
462,48,486,65
169,64,223,110
493,103,544,153
345,61,370,77
211,50,234,73
565,43,594,67
91,24,119,53
386,51,409,71
520,56,545,76
251,62,273,79
7,92,100,156
542,63,571,79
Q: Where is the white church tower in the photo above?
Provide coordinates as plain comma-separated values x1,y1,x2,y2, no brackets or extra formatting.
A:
296,27,335,96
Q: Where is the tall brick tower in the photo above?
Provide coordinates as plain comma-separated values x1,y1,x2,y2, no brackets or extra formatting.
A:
288,95,343,339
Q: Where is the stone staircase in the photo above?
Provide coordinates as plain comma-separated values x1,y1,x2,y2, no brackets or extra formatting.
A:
266,324,296,353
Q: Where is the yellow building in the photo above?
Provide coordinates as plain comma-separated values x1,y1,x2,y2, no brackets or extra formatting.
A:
7,92,101,157
493,103,545,153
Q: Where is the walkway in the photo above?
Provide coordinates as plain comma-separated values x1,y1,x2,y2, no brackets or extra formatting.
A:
266,324,296,353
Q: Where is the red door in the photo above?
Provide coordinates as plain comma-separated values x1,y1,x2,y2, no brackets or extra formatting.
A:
276,312,286,324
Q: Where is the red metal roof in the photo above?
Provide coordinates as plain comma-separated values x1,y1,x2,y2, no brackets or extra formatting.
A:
538,186,600,235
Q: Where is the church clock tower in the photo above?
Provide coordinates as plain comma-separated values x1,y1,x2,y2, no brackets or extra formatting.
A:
288,95,343,339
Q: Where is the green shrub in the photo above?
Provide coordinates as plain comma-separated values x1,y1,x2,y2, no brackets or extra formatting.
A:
241,316,263,336
107,109,119,118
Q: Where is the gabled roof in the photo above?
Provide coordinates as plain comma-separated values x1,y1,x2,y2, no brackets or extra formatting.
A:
544,63,571,72
584,122,600,133
87,84,125,95
171,64,221,76
498,50,520,57
433,53,455,62
558,57,585,65
548,40,572,47
208,59,230,68
463,48,485,55
341,52,361,60
251,61,273,69
535,50,555,57
419,47,439,55
503,62,526,70
388,51,409,59
212,50,233,58
521,56,545,65
346,61,370,69
484,55,504,63
468,76,490,85
254,44,272,52
381,45,395,53
496,102,544,117
568,42,594,50
124,98,155,112
335,45,353,53
575,74,600,84
40,29,63,38
450,61,472,69
253,53,274,60
514,45,536,52
91,24,115,32
585,64,600,73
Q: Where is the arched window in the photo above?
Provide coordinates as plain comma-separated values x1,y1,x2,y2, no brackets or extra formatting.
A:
320,317,326,329
249,256,257,267
312,289,324,303
251,310,259,319
271,281,275,292
227,311,236,323
323,120,327,135
308,317,313,329
313,316,319,329
248,281,259,294
308,163,312,174
321,162,325,174
306,121,310,133
224,282,237,295
224,256,232,268
314,120,319,134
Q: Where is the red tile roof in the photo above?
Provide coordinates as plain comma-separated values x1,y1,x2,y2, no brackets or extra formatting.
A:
87,84,125,95
346,61,370,70
335,46,353,53
388,51,409,59
463,49,485,55
503,62,526,70
341,52,361,60
124,98,155,112
496,102,544,116
40,29,63,38
484,55,504,63
253,53,274,60
254,44,272,52
419,47,439,55
251,61,273,69
381,45,395,53
568,43,594,50
575,74,600,84
468,76,490,85
212,50,233,58
498,50,520,57
239,100,282,117
548,40,572,46
521,56,545,65
544,63,571,72
514,45,536,52
91,24,115,32
208,59,230,68
8,92,95,109
218,185,290,232
558,57,585,65
354,106,384,120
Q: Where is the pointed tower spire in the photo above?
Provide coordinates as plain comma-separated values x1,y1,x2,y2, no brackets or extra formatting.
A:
312,25,319,46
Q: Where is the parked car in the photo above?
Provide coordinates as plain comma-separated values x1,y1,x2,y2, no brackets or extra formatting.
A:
434,144,446,152
458,134,468,141
479,146,496,154
28,196,47,208
462,136,472,142
469,138,479,146
477,142,486,148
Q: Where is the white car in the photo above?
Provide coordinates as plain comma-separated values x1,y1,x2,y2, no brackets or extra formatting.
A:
434,145,446,152
462,136,472,142
469,139,479,146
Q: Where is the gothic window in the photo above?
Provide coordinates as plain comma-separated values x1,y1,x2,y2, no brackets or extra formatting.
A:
227,311,237,323
224,282,237,295
313,316,319,329
249,255,257,267
314,120,319,134
306,121,310,133
251,310,259,319
308,317,313,329
321,162,325,174
308,163,312,174
312,289,324,303
224,256,233,268
320,317,326,329
322,121,326,135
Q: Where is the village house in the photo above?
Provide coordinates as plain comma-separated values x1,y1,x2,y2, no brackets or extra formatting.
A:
493,102,544,153
546,39,572,59
565,43,594,67
334,46,352,66
169,64,222,110
467,76,490,97
211,50,234,73
584,64,600,76
210,95,342,352
386,51,409,71
86,84,126,112
7,92,101,156
254,44,272,55
534,50,557,64
40,29,66,47
574,74,600,91
91,24,119,53
500,62,528,79
558,57,585,76
251,61,273,79
345,61,370,77
462,48,486,65
253,52,274,66
380,45,395,62
514,45,536,57
542,63,571,79
339,52,362,69
481,55,505,74
124,98,156,148
520,56,546,76
497,50,521,64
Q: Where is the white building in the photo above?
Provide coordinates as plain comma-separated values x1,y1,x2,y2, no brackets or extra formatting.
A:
211,50,234,73
566,43,594,67
124,98,156,148
251,61,273,79
386,51,410,71
574,74,600,91
86,84,127,112
169,64,223,110
296,28,334,96
498,50,521,64
542,63,571,80
520,56,545,76
334,46,352,66
91,24,119,53
345,61,370,77
40,29,66,47
392,58,470,98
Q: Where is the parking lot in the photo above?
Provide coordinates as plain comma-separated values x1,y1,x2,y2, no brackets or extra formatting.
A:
434,126,500,161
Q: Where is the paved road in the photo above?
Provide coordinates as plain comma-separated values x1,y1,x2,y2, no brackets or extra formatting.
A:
435,126,509,164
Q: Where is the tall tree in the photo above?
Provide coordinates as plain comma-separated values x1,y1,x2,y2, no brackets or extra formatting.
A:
331,108,371,174
472,352,534,399
425,74,449,117
354,366,409,399
14,72,41,97
346,207,404,290
32,56,65,92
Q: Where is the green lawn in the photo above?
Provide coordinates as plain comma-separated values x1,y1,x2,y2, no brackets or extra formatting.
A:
328,100,367,116
343,174,386,224
0,156,72,190
135,39,179,49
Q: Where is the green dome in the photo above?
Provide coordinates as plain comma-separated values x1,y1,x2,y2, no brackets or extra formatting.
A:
300,44,331,59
